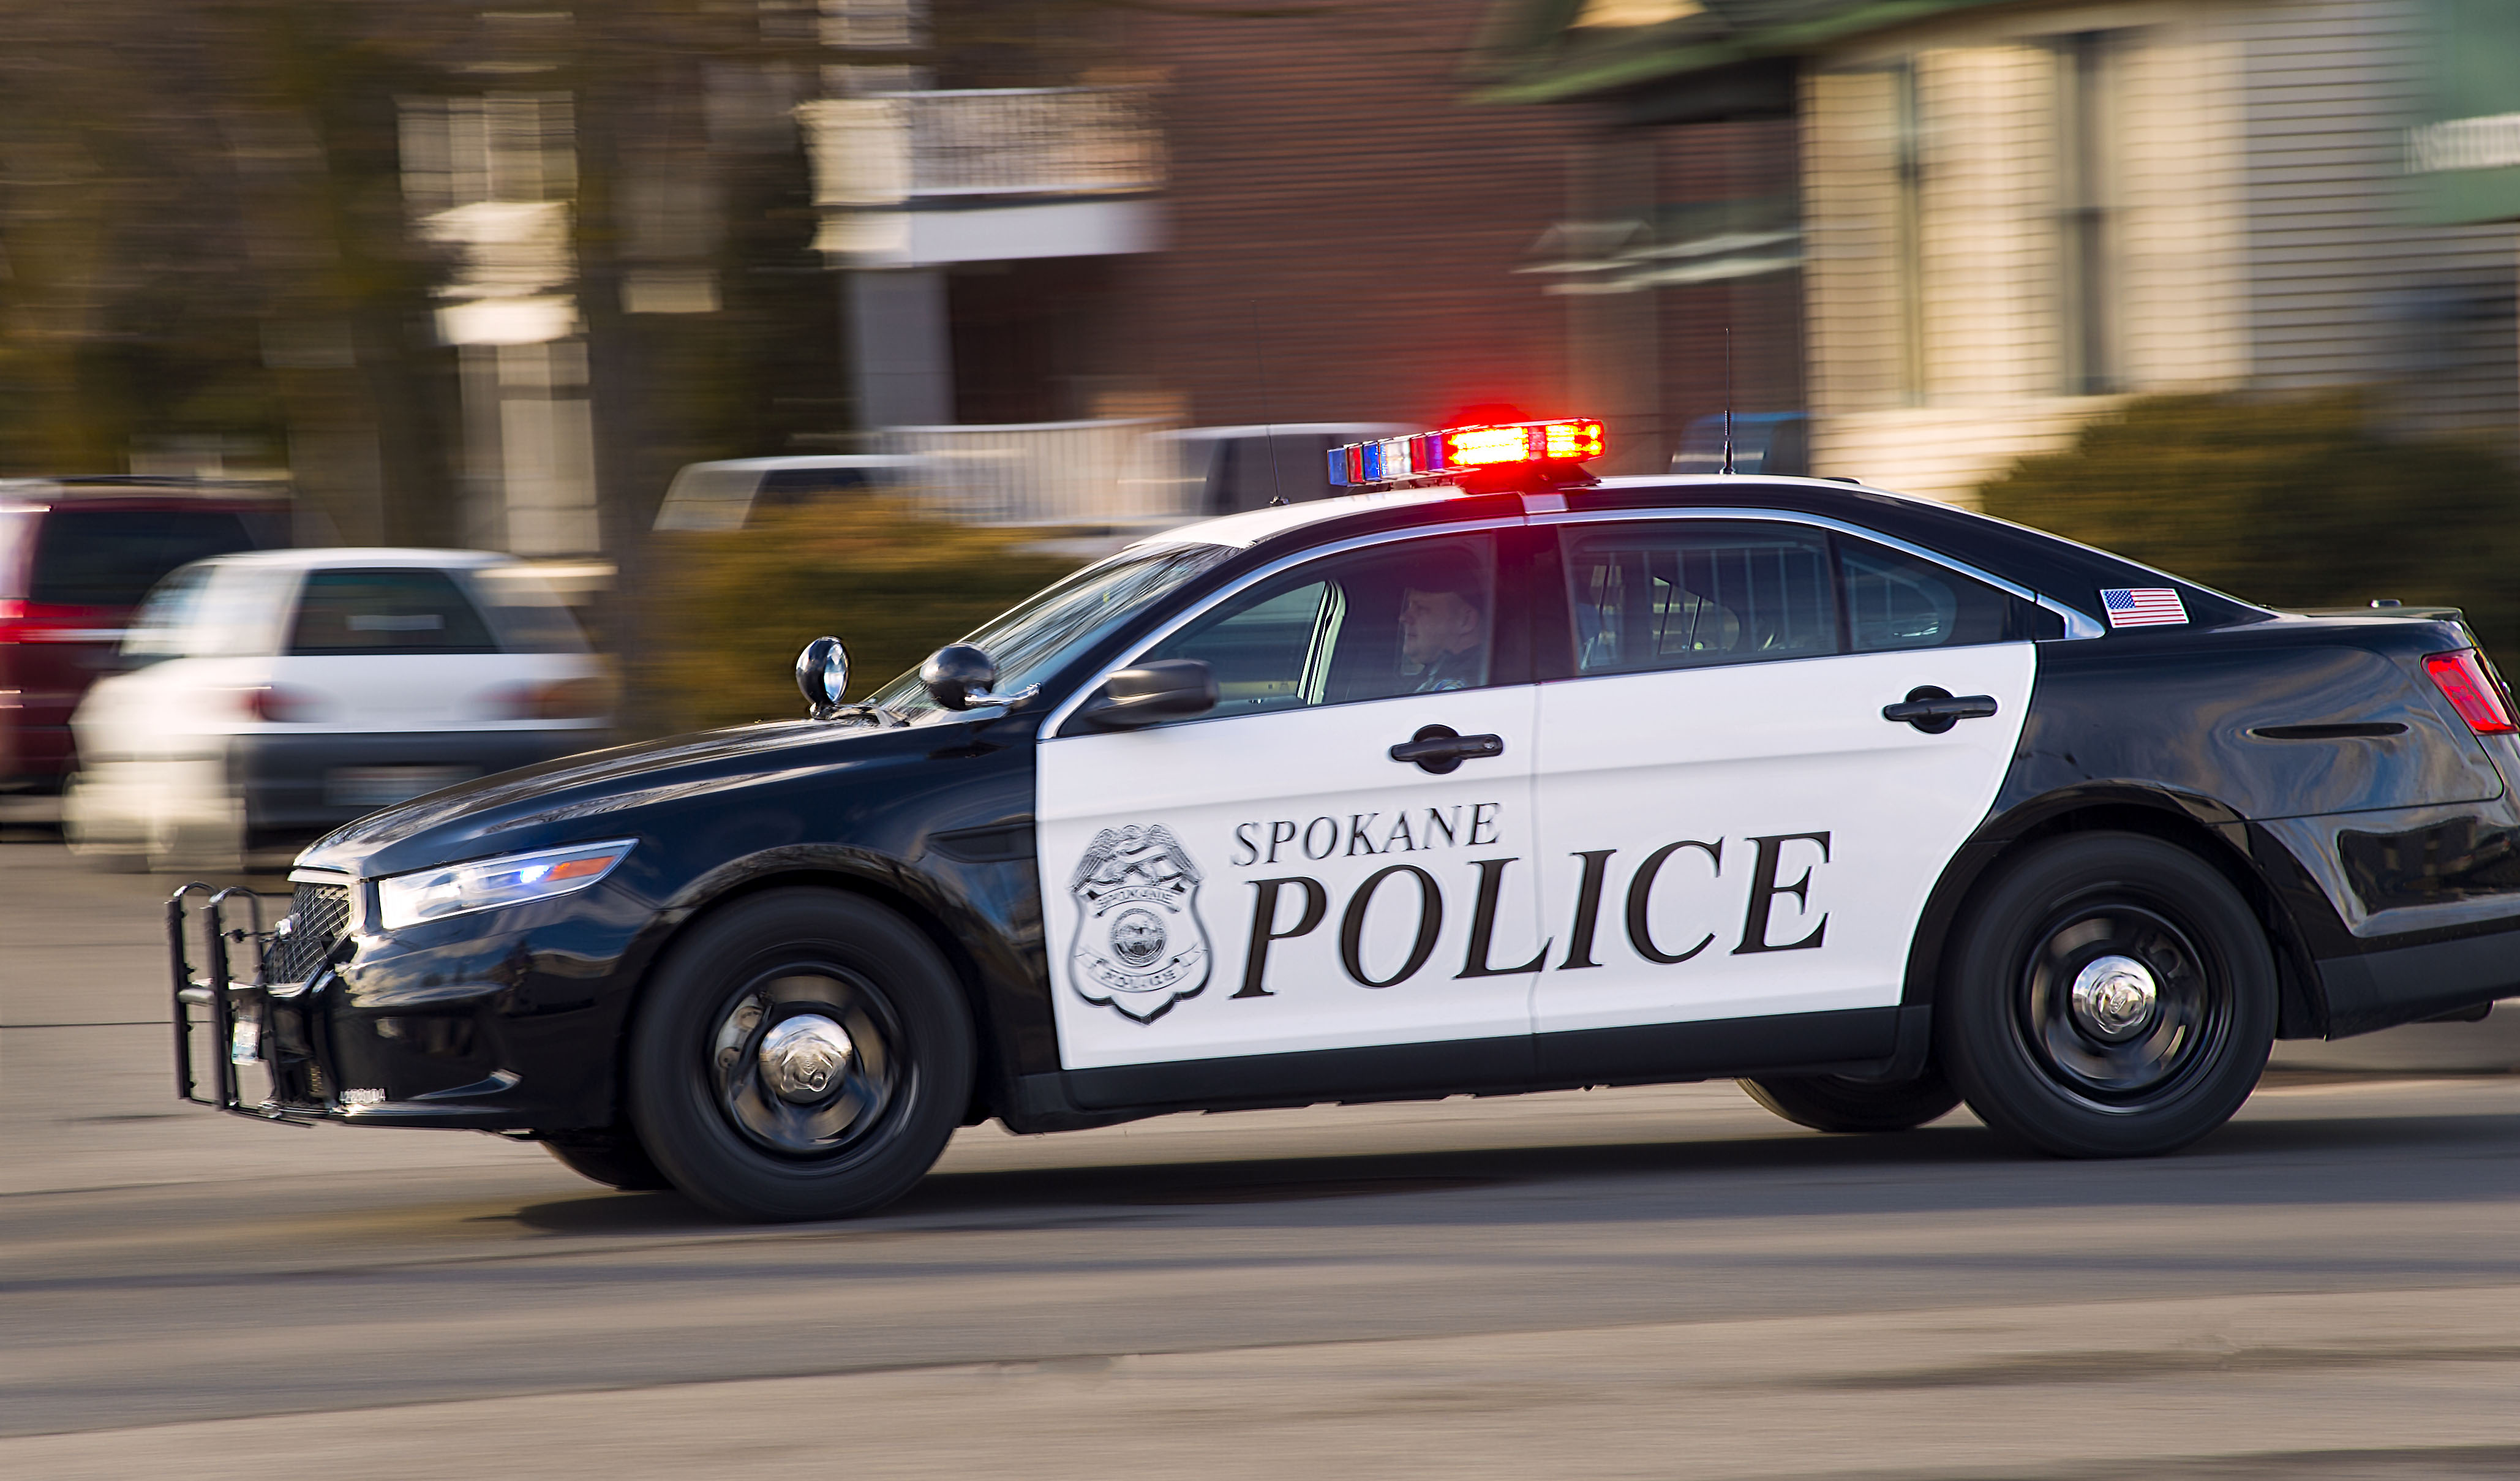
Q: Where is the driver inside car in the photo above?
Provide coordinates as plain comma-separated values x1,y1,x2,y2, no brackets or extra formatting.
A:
1398,554,1489,693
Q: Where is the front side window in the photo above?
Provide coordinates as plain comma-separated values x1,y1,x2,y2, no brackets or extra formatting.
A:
288,568,497,656
1138,535,1497,722
1565,523,1837,675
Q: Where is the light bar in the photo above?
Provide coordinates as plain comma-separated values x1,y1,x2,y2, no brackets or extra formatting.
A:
1327,418,1605,489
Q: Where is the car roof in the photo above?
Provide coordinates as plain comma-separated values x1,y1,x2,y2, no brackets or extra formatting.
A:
0,477,290,510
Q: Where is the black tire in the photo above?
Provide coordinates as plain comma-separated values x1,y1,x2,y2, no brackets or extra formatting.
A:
1739,1066,1961,1133
1939,831,2276,1158
542,1128,674,1191
626,888,973,1221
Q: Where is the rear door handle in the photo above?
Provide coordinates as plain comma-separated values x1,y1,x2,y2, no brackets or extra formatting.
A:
1390,723,1505,774
1882,686,1998,734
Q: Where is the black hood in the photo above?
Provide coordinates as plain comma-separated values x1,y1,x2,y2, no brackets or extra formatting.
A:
295,715,939,879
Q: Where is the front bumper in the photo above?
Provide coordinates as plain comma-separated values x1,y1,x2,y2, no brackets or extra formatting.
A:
170,875,641,1131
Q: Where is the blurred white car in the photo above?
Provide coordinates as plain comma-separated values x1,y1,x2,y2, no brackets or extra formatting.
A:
66,548,609,869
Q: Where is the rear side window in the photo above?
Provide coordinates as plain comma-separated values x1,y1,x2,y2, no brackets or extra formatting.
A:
1838,537,2047,650
1565,523,1838,674
288,568,497,655
28,510,257,606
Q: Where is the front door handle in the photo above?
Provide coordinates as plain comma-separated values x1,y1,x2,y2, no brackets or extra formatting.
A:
1390,723,1505,775
1882,686,1999,734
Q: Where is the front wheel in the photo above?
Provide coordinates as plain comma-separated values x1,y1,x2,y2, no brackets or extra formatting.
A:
1939,832,2276,1158
543,1127,673,1191
1739,1067,1961,1133
627,889,974,1222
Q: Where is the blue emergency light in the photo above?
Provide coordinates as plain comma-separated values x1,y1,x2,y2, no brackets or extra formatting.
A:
1327,418,1605,490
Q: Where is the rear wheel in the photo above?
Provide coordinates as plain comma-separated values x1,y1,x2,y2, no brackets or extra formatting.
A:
627,889,972,1222
1739,1067,1960,1133
1939,832,2276,1158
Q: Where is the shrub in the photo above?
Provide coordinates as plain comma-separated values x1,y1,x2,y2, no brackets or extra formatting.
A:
645,498,1091,734
1977,392,2520,658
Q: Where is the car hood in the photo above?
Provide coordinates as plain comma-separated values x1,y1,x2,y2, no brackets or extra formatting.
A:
295,714,966,878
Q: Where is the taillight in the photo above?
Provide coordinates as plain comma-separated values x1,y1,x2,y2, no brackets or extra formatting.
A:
2424,649,2517,734
244,684,322,723
480,678,609,720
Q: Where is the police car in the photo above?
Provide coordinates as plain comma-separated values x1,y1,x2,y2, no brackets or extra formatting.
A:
170,417,2520,1221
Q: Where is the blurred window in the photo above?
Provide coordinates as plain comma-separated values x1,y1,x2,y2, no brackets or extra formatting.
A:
28,510,258,607
287,568,497,656
754,467,871,509
866,543,1237,722
1140,536,1495,722
1839,538,2021,652
121,561,299,660
1566,524,1837,674
465,564,590,653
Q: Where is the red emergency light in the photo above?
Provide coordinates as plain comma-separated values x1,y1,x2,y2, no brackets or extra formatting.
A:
1327,418,1605,492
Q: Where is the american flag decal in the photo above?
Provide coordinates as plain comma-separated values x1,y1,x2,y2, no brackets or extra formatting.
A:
2101,587,2187,628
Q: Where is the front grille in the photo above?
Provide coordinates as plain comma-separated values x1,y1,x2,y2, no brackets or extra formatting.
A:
262,882,352,985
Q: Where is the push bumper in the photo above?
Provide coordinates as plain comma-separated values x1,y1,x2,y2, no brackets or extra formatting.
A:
169,882,321,1124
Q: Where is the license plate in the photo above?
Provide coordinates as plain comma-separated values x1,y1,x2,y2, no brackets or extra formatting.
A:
326,765,476,807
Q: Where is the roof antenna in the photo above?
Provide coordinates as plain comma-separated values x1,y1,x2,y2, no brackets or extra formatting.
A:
1721,326,1736,475
1252,301,1288,507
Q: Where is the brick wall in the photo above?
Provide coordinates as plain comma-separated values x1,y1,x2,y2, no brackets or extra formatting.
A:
1122,0,1598,434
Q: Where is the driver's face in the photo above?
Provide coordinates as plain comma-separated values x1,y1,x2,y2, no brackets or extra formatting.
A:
1399,587,1481,666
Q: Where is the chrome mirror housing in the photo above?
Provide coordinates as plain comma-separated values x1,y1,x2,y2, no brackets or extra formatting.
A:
794,636,848,717
919,644,1037,712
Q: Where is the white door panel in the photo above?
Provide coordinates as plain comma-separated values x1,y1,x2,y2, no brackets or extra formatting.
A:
1039,687,1542,1069
1530,642,2034,1034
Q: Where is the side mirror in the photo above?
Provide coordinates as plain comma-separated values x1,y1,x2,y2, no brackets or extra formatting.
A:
795,636,848,716
919,644,1038,712
1077,659,1218,729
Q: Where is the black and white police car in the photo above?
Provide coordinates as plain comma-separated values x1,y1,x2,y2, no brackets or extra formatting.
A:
172,416,2520,1221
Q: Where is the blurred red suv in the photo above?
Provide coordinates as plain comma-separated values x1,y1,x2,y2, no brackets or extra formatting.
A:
0,478,290,793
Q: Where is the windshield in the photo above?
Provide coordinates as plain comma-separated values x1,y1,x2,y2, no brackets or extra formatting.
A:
865,543,1236,723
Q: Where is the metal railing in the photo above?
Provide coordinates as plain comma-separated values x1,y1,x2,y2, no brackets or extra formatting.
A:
800,87,1162,206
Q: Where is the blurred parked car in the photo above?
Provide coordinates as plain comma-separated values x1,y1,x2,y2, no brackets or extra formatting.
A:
66,548,607,869
652,455,931,533
1669,413,1809,477
0,478,291,793
1150,423,1416,515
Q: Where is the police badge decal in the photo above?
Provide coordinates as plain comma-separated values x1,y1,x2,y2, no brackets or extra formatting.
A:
1069,824,1213,1023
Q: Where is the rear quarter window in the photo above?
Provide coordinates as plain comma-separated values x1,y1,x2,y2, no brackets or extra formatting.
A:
28,509,260,606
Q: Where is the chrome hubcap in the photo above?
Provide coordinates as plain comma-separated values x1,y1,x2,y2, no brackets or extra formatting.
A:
759,1014,854,1102
709,970,900,1156
2019,902,2227,1106
2069,954,2159,1042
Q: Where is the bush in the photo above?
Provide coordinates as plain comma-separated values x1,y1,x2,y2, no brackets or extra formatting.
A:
1977,392,2520,658
645,499,1091,734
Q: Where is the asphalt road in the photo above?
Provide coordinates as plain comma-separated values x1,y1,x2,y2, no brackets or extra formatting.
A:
5,823,2520,1480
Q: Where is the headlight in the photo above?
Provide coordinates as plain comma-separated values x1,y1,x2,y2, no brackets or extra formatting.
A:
376,839,635,931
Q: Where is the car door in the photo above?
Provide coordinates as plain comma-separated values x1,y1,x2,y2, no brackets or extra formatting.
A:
1036,529,1546,1071
1529,516,2039,1041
